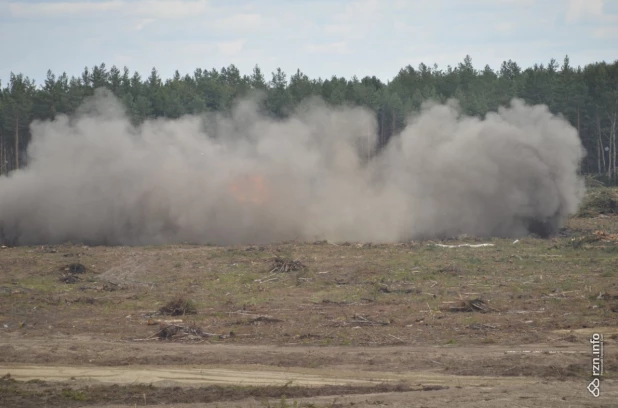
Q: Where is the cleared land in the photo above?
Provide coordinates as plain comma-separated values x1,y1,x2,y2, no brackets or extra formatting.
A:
1,188,618,407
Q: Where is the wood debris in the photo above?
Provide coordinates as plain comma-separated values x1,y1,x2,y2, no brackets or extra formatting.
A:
147,318,184,326
154,324,217,341
594,230,618,242
434,243,494,248
159,297,197,316
447,298,498,313
348,314,390,326
248,315,283,324
269,257,306,273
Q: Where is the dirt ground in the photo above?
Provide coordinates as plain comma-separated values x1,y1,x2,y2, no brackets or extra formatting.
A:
1,212,618,407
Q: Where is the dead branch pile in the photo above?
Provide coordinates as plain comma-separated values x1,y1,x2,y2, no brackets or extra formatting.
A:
159,297,197,316
447,298,497,313
155,324,215,341
577,188,618,217
248,315,283,324
570,230,618,248
269,257,306,273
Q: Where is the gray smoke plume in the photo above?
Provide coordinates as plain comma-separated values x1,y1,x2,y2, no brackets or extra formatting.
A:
0,88,586,246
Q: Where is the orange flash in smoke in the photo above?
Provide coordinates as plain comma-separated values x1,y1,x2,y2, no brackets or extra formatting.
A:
229,175,270,204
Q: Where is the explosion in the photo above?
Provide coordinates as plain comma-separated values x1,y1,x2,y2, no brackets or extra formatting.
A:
228,175,270,205
0,89,586,246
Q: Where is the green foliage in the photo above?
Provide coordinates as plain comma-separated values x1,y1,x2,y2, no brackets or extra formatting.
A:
1,56,618,181
60,388,88,401
577,187,618,217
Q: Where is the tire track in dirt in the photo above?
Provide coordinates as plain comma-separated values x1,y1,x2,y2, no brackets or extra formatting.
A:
0,364,540,388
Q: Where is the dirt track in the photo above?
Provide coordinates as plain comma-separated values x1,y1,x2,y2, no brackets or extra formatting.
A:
1,337,617,407
0,364,394,387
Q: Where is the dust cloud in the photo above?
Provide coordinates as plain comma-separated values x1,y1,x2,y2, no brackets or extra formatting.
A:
0,88,586,246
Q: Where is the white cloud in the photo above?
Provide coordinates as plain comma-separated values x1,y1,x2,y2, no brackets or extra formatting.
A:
133,19,155,31
305,42,349,55
594,26,618,39
470,0,537,4
8,0,210,19
111,54,135,67
220,13,263,27
211,13,265,33
2,0,617,86
323,24,353,36
565,0,604,22
342,0,382,20
320,0,390,43
494,22,514,33
217,40,245,56
8,0,124,16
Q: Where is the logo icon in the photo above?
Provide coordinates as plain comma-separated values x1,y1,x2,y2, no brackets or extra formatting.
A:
587,378,600,397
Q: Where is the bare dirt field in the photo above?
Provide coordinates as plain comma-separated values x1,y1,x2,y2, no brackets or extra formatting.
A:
1,191,618,407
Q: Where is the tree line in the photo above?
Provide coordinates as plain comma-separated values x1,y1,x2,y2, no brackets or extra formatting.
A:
1,55,617,183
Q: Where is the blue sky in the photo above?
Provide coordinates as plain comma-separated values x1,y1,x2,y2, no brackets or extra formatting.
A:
1,0,617,86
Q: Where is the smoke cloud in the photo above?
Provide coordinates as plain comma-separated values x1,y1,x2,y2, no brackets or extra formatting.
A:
0,88,586,246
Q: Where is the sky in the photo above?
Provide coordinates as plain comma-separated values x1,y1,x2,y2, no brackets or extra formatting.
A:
0,0,617,86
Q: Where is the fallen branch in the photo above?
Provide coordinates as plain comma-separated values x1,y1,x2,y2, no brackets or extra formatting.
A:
388,334,405,342
434,243,494,248
254,276,279,284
